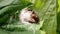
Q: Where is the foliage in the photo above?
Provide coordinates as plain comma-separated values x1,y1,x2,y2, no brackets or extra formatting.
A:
57,0,60,34
0,0,57,34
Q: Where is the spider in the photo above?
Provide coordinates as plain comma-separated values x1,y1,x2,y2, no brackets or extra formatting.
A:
19,7,39,24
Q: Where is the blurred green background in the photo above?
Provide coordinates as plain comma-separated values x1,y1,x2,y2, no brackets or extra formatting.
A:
0,0,57,34
57,0,60,34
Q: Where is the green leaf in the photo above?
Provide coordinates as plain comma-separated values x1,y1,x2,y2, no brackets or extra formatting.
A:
0,0,14,8
33,0,45,10
0,0,31,25
0,0,57,34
